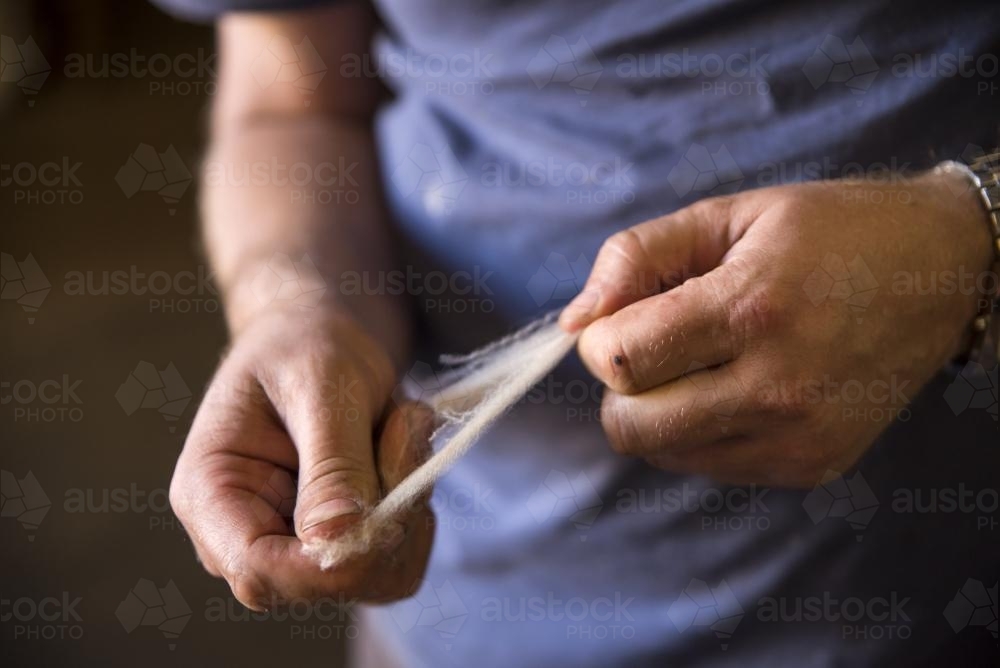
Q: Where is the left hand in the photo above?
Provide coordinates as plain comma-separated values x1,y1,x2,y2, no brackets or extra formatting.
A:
561,169,994,487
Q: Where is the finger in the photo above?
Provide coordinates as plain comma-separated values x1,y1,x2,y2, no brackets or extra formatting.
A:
372,401,437,589
176,439,421,606
275,359,389,543
172,354,420,605
600,362,749,456
374,400,436,542
170,372,300,594
560,197,741,332
577,267,752,395
376,401,436,492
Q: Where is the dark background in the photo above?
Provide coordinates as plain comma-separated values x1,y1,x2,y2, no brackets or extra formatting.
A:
2,1,349,664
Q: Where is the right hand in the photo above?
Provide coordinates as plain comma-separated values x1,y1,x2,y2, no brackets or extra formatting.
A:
169,307,435,608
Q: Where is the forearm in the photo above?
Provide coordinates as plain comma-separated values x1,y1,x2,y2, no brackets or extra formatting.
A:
200,6,411,364
201,115,411,362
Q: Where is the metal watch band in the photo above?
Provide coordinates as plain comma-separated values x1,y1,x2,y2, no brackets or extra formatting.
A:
965,150,1000,369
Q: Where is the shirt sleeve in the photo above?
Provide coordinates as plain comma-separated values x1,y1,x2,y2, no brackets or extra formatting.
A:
149,0,341,22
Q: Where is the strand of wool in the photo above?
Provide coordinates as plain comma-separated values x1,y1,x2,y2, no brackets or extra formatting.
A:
303,315,579,569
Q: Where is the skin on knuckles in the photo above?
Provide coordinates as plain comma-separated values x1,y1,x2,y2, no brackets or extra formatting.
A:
577,269,755,396
169,311,435,608
571,174,992,487
600,360,752,456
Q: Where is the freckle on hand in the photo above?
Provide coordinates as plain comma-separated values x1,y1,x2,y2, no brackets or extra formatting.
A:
613,355,623,366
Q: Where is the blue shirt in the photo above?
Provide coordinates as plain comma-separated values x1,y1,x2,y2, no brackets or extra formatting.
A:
154,0,1000,664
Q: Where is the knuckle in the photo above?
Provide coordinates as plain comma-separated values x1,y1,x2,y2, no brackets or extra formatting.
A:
688,195,732,225
598,228,651,291
751,375,812,422
729,289,782,347
227,559,272,610
603,228,648,268
580,320,637,394
167,478,188,520
298,457,376,509
600,394,644,456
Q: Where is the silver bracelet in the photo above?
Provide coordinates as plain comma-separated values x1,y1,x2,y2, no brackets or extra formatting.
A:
935,152,1000,369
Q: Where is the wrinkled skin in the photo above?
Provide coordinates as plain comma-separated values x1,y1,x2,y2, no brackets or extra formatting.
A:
563,171,994,487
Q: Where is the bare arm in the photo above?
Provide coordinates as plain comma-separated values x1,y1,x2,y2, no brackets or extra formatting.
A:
170,5,433,608
206,4,409,360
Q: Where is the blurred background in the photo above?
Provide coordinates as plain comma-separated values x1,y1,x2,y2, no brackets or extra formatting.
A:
2,2,350,665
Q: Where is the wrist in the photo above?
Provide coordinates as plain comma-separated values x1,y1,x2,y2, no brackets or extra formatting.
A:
926,163,1000,364
221,266,413,370
924,168,996,276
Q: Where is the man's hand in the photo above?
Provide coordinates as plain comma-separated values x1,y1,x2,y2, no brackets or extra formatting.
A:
170,5,428,608
170,308,435,608
562,170,995,487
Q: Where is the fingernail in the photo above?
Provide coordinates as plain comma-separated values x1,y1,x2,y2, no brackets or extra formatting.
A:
301,498,363,534
560,287,600,331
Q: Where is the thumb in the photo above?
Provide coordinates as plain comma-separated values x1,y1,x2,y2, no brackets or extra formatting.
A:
559,197,740,332
289,371,384,543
